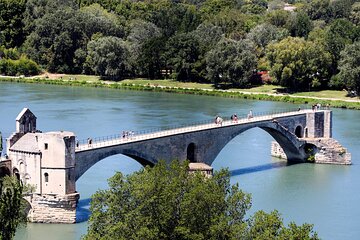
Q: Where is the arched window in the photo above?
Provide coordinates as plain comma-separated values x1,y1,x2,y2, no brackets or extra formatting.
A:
19,161,24,173
13,168,20,181
187,143,196,163
44,172,49,183
295,125,303,138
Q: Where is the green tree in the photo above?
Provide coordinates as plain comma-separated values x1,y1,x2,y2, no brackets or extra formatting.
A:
136,36,166,79
85,36,131,79
0,47,40,76
79,4,124,38
288,11,313,38
0,0,26,48
349,2,360,25
191,23,223,53
83,160,319,240
200,0,237,20
336,41,360,95
165,33,201,81
247,210,319,239
0,56,41,76
187,23,224,82
205,38,257,87
23,0,78,34
116,1,201,37
247,23,289,56
305,0,330,21
84,160,252,240
305,0,353,22
0,176,25,240
207,9,260,39
265,9,291,28
77,0,121,11
239,0,268,14
266,37,332,91
24,7,87,73
328,0,353,20
126,19,162,78
324,18,357,74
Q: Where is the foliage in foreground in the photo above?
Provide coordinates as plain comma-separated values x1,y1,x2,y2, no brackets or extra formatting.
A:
0,176,25,240
83,160,319,240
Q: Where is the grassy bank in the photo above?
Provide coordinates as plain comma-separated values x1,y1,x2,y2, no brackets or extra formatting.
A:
1,76,360,110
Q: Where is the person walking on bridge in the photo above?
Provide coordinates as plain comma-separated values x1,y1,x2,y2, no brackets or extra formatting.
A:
247,110,253,119
0,131,2,157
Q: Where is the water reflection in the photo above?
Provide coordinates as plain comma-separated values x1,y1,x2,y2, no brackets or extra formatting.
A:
76,198,91,223
230,161,296,176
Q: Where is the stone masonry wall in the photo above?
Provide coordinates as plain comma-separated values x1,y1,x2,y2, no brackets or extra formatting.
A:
306,138,351,165
25,192,79,223
271,141,287,159
271,139,351,165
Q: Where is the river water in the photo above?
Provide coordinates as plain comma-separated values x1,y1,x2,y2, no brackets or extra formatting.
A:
0,82,359,240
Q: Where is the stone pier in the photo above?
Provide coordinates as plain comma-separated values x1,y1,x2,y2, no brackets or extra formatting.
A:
271,139,351,165
25,193,79,223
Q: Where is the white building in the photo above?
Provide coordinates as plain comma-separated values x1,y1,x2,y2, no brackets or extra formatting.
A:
5,108,79,223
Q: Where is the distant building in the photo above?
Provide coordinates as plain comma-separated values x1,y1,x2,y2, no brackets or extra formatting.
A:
188,162,213,177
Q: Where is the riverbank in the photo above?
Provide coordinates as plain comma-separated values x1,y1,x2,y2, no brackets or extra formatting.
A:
1,75,360,110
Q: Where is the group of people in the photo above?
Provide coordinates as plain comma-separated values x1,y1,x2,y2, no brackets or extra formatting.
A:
214,110,253,126
76,132,135,148
312,103,322,111
122,131,134,139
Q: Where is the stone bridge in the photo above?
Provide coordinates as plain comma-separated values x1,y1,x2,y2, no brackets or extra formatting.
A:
2,108,351,223
74,109,332,181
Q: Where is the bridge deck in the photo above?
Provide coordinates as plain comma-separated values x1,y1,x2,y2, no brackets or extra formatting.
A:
76,109,318,152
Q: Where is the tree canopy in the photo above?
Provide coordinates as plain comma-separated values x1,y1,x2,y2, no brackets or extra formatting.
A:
85,36,131,79
83,160,319,240
336,41,360,95
266,37,332,91
0,176,25,240
206,38,257,87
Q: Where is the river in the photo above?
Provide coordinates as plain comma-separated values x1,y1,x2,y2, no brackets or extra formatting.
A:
0,82,359,239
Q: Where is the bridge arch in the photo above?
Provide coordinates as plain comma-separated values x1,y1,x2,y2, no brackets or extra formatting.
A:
197,120,307,166
75,147,157,181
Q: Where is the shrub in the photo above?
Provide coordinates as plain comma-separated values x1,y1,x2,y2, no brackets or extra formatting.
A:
0,56,40,76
